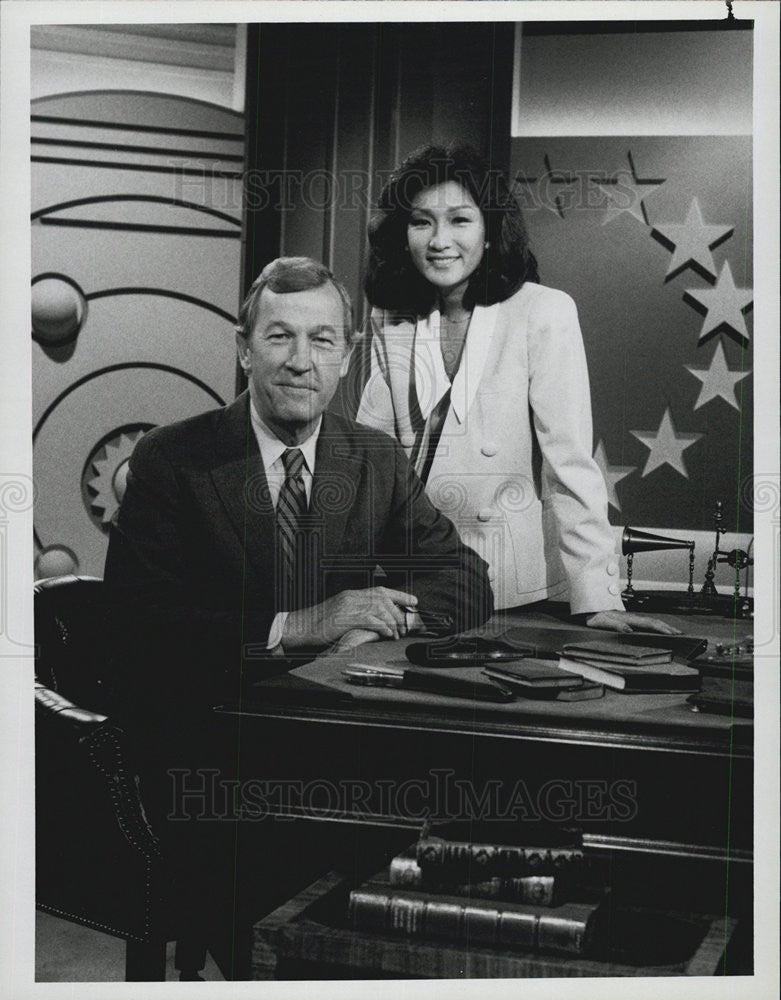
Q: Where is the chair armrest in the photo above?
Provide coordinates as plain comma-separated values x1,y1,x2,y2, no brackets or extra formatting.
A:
83,725,164,862
35,681,163,862
35,681,108,732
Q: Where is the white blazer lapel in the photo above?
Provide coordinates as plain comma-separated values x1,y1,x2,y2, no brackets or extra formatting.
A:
449,302,500,424
413,309,451,422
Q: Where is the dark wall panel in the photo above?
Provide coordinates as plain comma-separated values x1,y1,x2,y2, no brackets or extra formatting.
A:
244,22,515,326
511,135,753,534
243,22,515,418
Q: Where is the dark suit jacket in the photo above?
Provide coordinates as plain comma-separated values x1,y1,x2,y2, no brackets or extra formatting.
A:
104,391,492,727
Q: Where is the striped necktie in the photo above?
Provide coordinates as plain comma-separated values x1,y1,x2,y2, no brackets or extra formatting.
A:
276,447,307,611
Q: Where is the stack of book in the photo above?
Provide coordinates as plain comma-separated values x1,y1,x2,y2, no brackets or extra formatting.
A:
555,641,701,693
479,642,702,698
348,833,609,957
482,657,605,700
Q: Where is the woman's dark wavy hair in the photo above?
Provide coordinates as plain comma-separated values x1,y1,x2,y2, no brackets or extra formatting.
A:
364,143,539,316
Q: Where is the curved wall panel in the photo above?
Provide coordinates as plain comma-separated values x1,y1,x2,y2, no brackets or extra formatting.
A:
34,367,224,577
31,90,245,577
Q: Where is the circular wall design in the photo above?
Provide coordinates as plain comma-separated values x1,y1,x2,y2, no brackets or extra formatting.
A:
31,274,88,345
35,545,79,580
34,365,225,577
83,426,150,529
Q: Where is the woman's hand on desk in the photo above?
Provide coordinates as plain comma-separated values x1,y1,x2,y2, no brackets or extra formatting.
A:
582,610,682,635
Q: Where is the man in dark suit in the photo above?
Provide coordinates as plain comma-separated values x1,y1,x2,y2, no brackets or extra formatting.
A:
104,256,492,978
105,256,491,712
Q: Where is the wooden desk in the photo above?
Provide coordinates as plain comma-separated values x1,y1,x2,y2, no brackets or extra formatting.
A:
213,605,753,975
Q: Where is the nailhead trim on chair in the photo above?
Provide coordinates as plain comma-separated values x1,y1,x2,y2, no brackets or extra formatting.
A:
36,576,189,956
83,725,167,941
86,726,164,862
37,903,152,944
54,615,69,646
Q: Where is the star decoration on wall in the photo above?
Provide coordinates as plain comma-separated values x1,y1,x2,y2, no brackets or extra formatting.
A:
684,260,753,346
596,151,665,226
685,341,751,411
514,154,577,219
652,198,733,281
630,407,703,478
593,440,636,513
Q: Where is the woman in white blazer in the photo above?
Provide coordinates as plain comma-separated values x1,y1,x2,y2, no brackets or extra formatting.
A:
357,144,675,633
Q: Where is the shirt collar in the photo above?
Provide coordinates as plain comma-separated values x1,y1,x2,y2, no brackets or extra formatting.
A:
249,399,321,475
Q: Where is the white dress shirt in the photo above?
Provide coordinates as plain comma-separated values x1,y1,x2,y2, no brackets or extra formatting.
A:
249,401,321,650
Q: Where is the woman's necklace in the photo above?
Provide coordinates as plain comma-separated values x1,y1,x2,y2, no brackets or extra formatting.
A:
439,310,472,382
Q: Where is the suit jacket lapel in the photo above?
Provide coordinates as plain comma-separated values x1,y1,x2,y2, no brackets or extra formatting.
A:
210,392,276,583
412,304,499,425
426,303,500,485
310,411,355,560
413,309,450,422
211,402,360,596
449,302,500,424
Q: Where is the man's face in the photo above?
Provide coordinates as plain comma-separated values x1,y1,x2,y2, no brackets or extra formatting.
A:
237,284,350,444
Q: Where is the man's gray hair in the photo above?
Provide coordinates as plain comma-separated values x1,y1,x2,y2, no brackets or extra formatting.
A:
235,256,354,342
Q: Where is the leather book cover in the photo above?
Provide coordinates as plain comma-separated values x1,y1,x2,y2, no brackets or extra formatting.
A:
416,836,586,877
389,849,558,905
502,626,708,661
348,884,606,955
557,656,701,693
480,658,585,688
561,641,674,665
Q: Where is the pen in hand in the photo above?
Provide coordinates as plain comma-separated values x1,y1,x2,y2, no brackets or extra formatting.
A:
404,605,453,632
325,601,450,655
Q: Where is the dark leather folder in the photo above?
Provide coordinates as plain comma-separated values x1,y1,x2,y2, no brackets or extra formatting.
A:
407,629,707,667
503,627,708,662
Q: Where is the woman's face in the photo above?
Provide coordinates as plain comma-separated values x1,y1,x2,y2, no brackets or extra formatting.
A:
406,181,486,301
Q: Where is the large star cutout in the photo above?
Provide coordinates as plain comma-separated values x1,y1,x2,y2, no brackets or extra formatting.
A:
630,407,703,479
685,341,751,411
593,440,636,513
652,198,733,281
596,151,665,226
684,261,753,346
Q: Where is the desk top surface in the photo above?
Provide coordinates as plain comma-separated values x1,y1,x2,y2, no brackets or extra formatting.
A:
225,605,754,755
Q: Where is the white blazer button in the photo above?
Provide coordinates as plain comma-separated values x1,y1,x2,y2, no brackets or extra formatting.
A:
481,442,498,457
477,508,493,522
400,433,416,449
608,583,621,596
606,562,619,576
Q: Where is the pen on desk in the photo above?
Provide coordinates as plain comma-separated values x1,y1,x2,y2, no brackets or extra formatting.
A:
342,665,405,687
342,664,514,702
